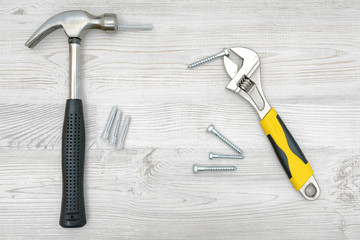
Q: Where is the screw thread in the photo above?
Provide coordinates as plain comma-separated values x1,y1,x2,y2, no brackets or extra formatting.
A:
203,166,237,171
188,55,217,68
211,129,243,154
188,49,228,68
211,154,244,159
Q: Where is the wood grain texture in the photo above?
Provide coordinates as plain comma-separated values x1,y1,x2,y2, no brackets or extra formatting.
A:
0,0,360,239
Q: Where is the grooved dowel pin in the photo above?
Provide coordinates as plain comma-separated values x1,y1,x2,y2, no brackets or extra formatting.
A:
102,106,118,139
116,116,131,150
109,110,123,144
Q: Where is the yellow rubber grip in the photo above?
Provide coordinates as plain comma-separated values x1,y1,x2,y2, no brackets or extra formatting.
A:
260,108,313,190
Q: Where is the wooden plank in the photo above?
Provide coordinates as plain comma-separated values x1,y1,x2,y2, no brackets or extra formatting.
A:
0,0,359,239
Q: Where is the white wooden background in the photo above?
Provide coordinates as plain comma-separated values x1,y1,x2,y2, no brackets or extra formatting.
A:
0,0,359,239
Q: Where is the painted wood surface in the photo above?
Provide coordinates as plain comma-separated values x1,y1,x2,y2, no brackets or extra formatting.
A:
0,0,359,239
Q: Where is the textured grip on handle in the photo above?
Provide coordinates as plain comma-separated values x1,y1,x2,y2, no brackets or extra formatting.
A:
260,108,313,191
60,99,86,228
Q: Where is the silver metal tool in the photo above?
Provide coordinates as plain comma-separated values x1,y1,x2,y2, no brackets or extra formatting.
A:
223,48,269,119
116,115,131,150
25,10,153,99
207,124,243,155
209,153,244,160
222,47,320,200
25,10,152,228
188,48,229,68
193,164,237,173
102,106,117,139
109,110,122,144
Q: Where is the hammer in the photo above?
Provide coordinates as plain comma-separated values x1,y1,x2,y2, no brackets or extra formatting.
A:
25,10,152,228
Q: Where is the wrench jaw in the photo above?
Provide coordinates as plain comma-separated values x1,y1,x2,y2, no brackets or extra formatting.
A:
224,48,271,119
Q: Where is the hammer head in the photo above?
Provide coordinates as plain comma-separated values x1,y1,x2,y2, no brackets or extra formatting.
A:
25,10,117,48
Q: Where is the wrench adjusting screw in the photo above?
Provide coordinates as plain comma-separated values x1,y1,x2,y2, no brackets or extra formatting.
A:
207,124,243,155
193,164,237,173
188,48,229,68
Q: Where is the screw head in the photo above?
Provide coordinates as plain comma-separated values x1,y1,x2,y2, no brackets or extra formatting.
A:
207,124,214,133
209,152,214,159
223,48,229,56
193,164,198,173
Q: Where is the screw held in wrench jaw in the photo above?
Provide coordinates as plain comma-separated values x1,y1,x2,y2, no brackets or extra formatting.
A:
188,48,229,68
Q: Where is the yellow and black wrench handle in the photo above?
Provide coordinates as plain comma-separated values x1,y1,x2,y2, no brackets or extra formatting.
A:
260,108,313,191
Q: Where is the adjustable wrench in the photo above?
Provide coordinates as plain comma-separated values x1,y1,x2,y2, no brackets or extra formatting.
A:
223,47,320,200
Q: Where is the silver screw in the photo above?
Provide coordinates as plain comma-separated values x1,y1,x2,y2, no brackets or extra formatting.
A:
118,24,153,31
188,48,229,68
209,152,244,160
193,164,237,173
207,124,243,155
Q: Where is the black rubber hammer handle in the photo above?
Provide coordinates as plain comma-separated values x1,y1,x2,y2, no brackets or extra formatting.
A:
60,99,86,227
